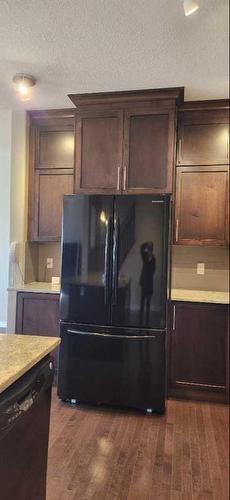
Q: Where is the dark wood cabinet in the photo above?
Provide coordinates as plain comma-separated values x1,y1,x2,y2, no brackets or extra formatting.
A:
16,292,60,368
70,88,183,194
174,165,229,246
33,169,73,241
169,301,229,402
28,110,75,241
75,110,123,192
123,106,175,193
174,101,229,247
177,103,229,166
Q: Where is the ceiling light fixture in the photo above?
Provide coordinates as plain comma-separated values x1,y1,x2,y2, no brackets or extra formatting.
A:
183,0,199,16
12,73,36,98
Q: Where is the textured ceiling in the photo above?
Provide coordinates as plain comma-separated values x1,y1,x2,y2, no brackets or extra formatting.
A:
0,0,229,110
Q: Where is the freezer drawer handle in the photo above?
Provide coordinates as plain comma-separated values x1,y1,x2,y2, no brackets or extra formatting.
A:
67,329,156,339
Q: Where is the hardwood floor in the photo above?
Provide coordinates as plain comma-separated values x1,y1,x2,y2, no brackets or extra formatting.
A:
47,391,229,500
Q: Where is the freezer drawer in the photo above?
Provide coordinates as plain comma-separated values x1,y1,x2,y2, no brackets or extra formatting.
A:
57,325,166,413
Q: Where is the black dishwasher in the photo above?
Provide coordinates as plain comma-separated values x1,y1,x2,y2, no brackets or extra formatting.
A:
0,355,54,500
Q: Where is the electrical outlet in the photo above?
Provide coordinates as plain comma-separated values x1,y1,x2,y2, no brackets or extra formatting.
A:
52,276,60,285
197,262,205,275
46,258,53,269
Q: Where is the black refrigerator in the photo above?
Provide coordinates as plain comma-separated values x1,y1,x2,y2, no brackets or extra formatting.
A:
58,194,170,413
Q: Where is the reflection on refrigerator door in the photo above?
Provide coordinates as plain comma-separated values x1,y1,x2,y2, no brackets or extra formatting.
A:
112,196,169,329
60,195,113,325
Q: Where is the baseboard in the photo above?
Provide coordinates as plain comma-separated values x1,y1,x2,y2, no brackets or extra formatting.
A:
168,387,229,404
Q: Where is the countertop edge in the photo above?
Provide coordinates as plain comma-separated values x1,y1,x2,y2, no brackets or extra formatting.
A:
0,336,61,394
8,285,60,295
170,289,229,305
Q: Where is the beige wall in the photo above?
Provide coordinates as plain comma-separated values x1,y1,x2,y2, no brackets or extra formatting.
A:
10,110,28,249
0,109,11,328
6,110,27,332
171,246,229,292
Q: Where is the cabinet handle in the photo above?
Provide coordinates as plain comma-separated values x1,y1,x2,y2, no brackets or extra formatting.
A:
178,138,182,163
172,305,176,331
117,166,121,191
175,219,179,242
123,167,127,191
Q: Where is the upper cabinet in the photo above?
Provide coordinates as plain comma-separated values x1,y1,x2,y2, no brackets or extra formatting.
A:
28,110,75,241
75,110,123,192
177,102,229,166
174,100,229,247
69,88,183,194
175,165,229,246
123,105,175,193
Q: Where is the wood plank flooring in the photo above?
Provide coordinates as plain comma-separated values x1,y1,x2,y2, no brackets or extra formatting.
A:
47,391,229,500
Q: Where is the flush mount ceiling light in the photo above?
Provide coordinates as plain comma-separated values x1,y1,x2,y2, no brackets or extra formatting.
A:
12,73,36,98
183,0,199,16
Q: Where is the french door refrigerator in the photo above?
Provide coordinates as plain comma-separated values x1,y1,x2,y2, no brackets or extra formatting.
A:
58,194,170,413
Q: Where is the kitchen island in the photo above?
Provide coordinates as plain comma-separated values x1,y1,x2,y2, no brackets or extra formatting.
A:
0,334,60,500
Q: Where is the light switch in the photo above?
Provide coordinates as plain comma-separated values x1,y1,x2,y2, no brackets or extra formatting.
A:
197,262,205,275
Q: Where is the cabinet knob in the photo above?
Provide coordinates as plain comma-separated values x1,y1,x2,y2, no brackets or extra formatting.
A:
178,138,182,163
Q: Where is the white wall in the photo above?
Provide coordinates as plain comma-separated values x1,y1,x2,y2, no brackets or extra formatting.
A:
0,110,12,329
6,110,27,333
10,110,27,244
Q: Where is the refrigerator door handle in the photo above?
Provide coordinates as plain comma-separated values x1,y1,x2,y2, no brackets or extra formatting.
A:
112,215,119,305
104,216,112,305
67,329,156,339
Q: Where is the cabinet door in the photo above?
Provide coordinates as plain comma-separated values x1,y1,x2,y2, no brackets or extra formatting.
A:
75,110,123,192
174,166,229,246
36,128,74,169
30,169,73,241
16,292,60,368
170,302,228,396
177,109,229,165
123,107,175,193
28,112,75,242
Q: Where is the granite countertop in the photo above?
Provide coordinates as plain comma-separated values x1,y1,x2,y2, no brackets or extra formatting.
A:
171,288,229,304
8,282,60,294
0,334,61,394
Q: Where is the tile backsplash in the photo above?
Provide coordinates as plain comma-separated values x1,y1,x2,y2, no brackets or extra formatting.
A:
24,242,61,283
171,246,229,292
37,243,61,282
24,241,229,292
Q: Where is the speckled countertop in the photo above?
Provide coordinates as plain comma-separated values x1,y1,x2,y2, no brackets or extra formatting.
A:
171,289,229,304
8,282,229,304
0,334,61,394
8,282,60,294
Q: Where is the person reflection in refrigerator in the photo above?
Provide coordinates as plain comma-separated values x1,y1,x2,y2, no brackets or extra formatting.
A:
139,241,156,327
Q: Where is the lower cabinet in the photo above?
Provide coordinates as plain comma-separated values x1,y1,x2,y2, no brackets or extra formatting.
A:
168,301,229,402
16,292,60,370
